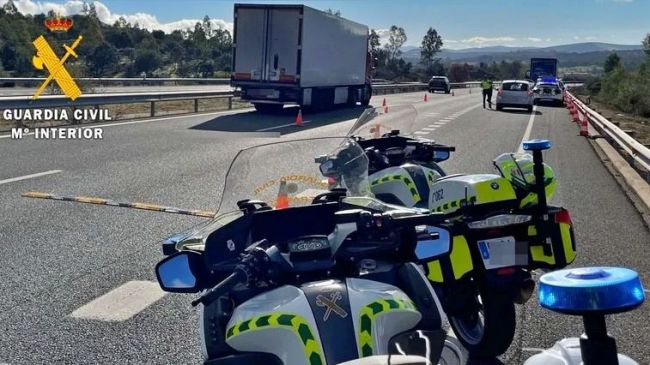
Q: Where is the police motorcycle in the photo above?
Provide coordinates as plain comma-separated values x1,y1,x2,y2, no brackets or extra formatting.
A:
328,105,578,358
156,137,467,365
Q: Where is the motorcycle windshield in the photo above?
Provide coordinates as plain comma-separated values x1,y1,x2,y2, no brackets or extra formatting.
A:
216,137,371,214
171,137,370,253
346,104,419,139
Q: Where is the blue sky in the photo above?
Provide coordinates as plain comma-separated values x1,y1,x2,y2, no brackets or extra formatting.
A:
6,0,649,48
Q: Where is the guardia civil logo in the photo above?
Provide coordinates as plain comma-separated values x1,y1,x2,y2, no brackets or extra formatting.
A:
31,14,83,101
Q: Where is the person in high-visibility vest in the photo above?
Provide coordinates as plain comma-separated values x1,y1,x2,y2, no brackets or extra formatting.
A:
481,77,494,109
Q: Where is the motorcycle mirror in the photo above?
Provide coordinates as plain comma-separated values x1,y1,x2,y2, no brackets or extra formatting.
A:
414,226,450,261
155,251,204,293
432,150,450,162
319,158,336,176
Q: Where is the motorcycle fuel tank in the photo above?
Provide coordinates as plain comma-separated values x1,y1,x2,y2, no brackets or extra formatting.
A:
224,279,421,365
369,164,441,208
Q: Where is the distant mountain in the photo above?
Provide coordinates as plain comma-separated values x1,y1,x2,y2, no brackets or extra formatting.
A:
400,42,642,62
538,42,641,53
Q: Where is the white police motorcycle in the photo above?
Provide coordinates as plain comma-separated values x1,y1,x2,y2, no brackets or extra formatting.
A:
157,137,465,365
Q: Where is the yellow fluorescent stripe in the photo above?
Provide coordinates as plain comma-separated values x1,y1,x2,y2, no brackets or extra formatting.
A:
560,223,576,264
450,236,473,280
474,178,516,204
426,260,444,283
530,245,555,265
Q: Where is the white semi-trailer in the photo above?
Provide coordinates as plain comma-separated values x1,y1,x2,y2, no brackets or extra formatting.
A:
231,4,372,113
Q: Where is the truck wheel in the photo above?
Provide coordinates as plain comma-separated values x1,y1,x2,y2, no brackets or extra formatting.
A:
448,284,516,358
253,103,283,114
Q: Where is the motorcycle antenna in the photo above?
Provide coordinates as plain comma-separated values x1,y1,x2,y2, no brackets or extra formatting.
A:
21,191,216,218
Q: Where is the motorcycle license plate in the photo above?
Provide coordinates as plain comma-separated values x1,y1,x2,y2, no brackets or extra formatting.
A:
477,236,527,269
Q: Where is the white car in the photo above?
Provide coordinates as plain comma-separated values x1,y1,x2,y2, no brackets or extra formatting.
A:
496,80,534,112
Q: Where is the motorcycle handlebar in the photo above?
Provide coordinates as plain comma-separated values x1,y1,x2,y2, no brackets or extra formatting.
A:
191,269,247,307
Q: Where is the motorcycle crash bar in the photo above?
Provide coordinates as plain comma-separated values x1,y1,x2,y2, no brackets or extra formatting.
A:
21,191,216,218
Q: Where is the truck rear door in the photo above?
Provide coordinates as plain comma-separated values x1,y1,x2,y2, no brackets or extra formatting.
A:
233,7,266,81
264,8,300,83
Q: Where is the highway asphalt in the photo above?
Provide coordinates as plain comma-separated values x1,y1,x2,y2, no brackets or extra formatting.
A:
0,89,648,364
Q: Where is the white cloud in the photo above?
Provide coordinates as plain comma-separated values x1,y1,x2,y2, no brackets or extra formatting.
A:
459,36,516,45
573,36,581,40
372,28,391,46
1,0,232,33
584,36,598,41
527,37,543,42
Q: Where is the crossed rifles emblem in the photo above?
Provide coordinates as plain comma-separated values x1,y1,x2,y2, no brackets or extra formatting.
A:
316,292,348,321
31,35,83,101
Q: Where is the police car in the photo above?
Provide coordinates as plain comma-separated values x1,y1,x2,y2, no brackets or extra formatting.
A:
533,77,565,106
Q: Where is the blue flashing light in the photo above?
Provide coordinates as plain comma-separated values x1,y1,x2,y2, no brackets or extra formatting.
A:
538,267,645,315
522,139,552,151
541,76,558,83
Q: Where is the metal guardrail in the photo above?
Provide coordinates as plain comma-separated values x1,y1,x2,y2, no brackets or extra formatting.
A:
0,82,487,122
567,91,650,179
0,77,230,86
0,90,236,117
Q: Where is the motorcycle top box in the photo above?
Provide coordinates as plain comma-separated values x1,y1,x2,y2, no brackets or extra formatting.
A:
428,174,518,215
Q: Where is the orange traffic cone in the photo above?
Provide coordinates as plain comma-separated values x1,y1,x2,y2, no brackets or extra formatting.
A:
580,112,589,137
384,105,389,113
572,105,580,123
424,93,428,102
275,180,290,209
295,109,303,127
382,98,386,107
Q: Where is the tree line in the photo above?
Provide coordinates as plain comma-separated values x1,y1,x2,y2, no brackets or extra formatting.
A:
1,1,581,84
369,26,531,82
0,0,232,78
585,34,650,117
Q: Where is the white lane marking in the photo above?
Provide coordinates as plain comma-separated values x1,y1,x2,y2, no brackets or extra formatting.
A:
434,121,447,125
256,120,312,132
425,112,440,116
0,169,62,185
70,281,166,322
517,105,538,153
439,119,451,122
0,108,254,139
414,131,430,135
422,127,436,131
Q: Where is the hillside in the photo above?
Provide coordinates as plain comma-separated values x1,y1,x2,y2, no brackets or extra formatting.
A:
401,42,644,70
